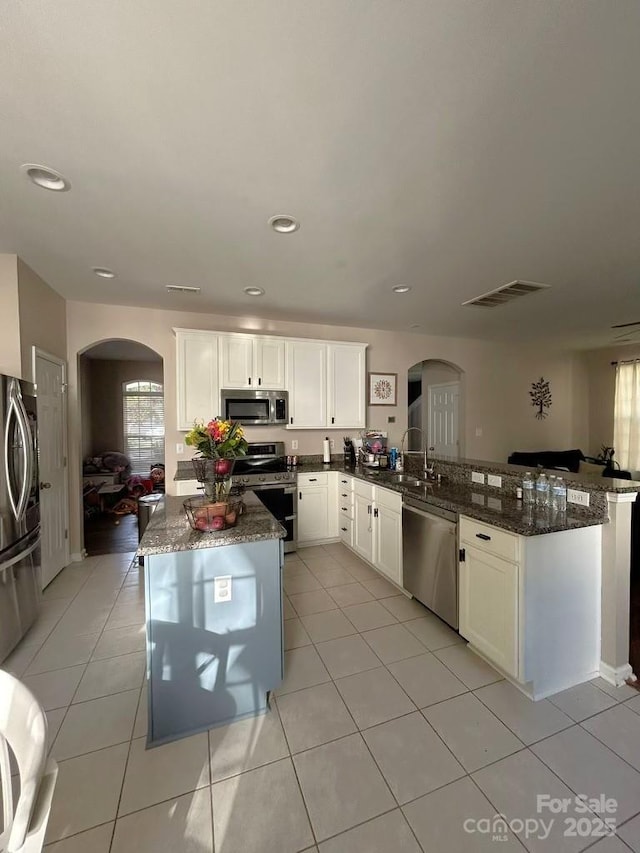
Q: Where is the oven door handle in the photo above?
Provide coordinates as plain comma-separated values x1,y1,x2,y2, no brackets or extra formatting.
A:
251,483,296,493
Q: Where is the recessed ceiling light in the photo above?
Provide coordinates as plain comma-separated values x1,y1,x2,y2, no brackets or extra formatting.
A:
92,267,116,279
268,215,299,234
392,285,412,294
244,286,265,297
410,323,421,328
21,163,71,192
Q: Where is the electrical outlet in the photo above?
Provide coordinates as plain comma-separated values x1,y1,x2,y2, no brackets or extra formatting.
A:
471,493,485,505
471,471,485,485
176,443,184,454
567,489,590,507
330,439,335,451
291,440,298,450
487,497,502,511
487,474,502,488
214,576,232,603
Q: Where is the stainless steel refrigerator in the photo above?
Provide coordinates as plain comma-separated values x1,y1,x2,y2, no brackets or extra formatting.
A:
0,375,41,664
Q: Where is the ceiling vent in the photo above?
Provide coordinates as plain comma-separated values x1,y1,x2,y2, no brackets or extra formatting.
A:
165,285,201,294
462,280,550,308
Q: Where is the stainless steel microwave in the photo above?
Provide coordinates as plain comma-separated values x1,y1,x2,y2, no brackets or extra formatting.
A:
221,389,288,426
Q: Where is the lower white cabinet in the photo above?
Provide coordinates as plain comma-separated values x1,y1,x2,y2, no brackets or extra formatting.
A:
352,480,402,584
297,472,338,546
458,515,602,699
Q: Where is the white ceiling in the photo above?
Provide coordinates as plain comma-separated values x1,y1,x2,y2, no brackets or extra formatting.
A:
1,1,640,348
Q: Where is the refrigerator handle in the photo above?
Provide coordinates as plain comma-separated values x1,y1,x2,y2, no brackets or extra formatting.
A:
4,380,32,522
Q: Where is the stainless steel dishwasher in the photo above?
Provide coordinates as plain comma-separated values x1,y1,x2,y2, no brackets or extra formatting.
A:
402,497,458,629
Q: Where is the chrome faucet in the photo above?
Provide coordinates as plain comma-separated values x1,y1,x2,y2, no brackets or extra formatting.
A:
400,427,435,478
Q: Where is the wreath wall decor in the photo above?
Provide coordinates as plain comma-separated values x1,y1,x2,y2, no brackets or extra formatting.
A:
530,376,552,419
368,372,397,406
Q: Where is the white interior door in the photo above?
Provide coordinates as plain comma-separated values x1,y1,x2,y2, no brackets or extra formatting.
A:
34,350,69,587
428,382,459,458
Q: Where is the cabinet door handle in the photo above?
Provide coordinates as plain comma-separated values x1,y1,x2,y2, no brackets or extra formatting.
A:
367,505,371,514
290,417,293,424
248,377,252,385
341,493,347,497
459,548,466,562
331,416,335,424
309,478,317,482
476,533,491,541
341,527,347,532
374,508,378,517
341,506,347,511
258,377,262,386
299,492,302,500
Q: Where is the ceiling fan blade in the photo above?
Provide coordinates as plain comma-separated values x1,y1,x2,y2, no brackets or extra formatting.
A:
611,320,640,329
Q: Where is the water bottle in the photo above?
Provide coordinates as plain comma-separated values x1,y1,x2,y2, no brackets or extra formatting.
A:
389,448,398,471
535,472,549,507
553,477,567,512
522,472,535,505
548,475,556,506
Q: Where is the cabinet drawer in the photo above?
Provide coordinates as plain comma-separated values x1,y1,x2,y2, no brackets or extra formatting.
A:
374,485,402,512
354,478,374,499
338,517,353,546
339,502,353,520
460,516,519,563
298,472,328,487
338,475,353,490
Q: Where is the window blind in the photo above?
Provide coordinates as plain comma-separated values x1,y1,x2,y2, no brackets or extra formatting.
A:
123,380,165,473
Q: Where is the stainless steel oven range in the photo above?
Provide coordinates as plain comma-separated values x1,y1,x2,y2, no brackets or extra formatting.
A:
233,442,297,552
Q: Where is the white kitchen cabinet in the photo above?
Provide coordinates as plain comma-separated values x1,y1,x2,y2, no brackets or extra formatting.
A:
458,515,602,699
327,344,367,429
286,341,327,428
175,479,201,497
220,335,286,390
353,489,374,563
297,472,338,546
351,480,401,582
459,542,519,677
373,491,402,586
175,330,219,430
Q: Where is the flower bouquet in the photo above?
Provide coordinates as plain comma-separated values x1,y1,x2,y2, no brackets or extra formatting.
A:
185,418,248,504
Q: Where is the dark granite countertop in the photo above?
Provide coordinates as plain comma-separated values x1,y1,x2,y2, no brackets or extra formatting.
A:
294,462,607,536
174,458,610,536
138,492,286,556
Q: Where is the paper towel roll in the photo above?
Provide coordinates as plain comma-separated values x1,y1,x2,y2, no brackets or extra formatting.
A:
323,437,331,463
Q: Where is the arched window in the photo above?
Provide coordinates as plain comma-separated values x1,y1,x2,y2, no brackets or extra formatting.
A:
122,380,164,472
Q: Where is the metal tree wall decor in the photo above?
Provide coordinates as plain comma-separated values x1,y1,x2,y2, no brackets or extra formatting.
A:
530,377,552,419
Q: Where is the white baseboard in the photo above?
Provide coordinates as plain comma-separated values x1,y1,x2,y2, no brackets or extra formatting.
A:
599,660,636,686
70,550,87,562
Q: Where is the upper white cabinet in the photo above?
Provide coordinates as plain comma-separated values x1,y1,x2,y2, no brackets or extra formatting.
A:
175,328,366,431
286,340,367,429
286,340,328,428
220,335,286,390
175,330,219,430
328,344,366,429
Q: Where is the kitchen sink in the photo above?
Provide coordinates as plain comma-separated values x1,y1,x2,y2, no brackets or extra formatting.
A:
392,475,425,486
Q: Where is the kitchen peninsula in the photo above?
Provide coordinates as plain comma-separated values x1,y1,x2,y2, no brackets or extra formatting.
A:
137,492,286,746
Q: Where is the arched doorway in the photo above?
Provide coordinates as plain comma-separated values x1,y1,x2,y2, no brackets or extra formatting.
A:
407,359,465,458
79,339,164,555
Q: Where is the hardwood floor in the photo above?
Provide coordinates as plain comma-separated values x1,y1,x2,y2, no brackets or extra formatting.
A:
84,512,139,556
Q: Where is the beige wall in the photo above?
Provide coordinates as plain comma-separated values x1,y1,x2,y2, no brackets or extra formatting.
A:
87,358,163,456
0,254,22,378
582,343,640,461
65,299,590,554
17,259,67,382
79,356,92,460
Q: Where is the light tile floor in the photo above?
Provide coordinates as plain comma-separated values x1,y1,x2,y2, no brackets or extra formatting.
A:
3,544,640,852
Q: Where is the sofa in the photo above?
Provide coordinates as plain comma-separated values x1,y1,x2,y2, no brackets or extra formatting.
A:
507,449,632,480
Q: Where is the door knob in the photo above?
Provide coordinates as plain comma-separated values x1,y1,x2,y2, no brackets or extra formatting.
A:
40,482,52,489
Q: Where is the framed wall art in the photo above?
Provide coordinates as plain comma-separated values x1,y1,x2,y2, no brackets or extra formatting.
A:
368,372,397,406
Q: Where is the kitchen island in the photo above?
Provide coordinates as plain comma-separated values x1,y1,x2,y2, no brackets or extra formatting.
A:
138,492,286,746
